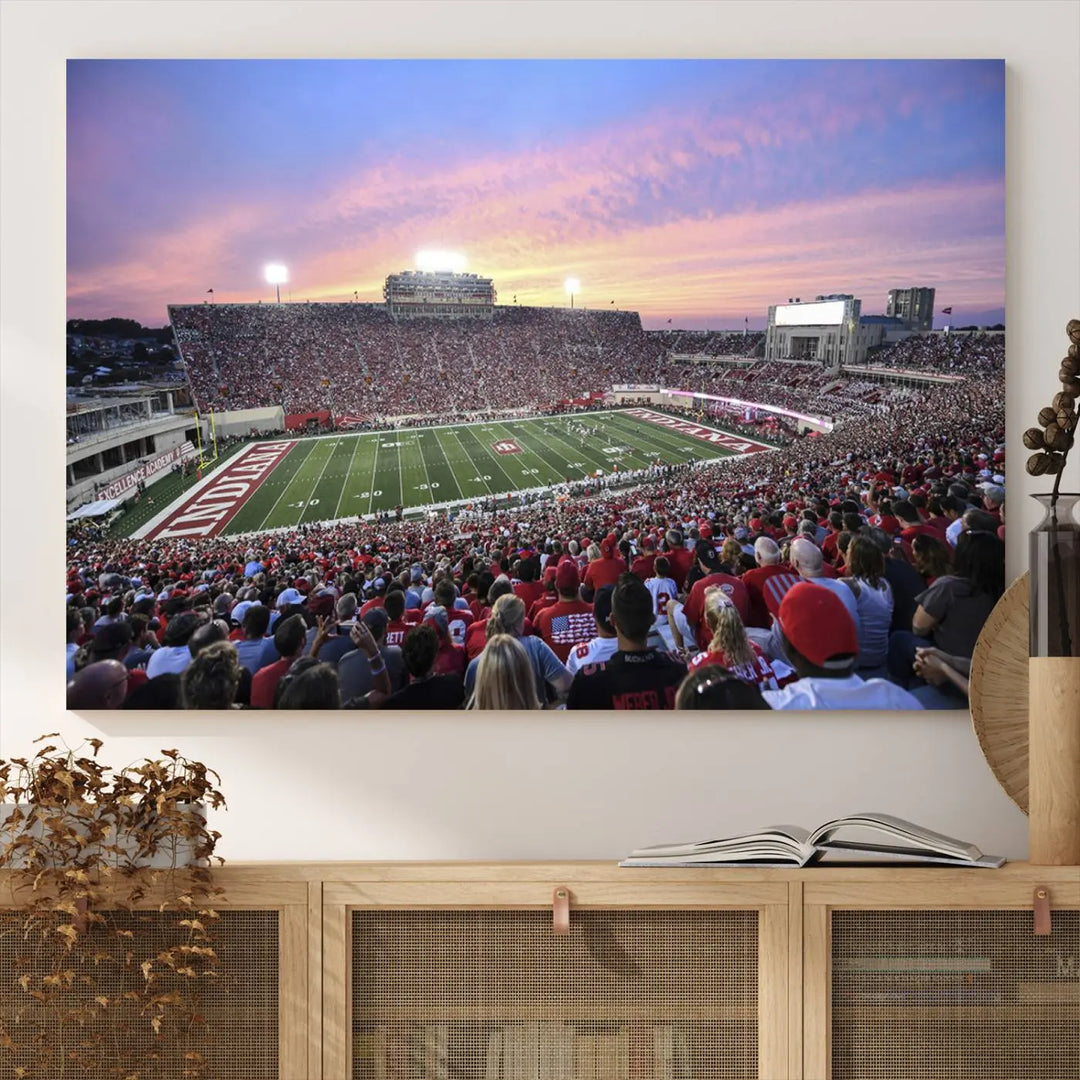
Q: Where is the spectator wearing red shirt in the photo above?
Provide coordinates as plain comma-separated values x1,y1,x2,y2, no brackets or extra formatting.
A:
424,607,467,679
682,543,751,651
383,590,412,648
427,579,474,647
534,561,595,663
820,511,845,565
466,576,535,660
359,576,388,617
251,614,307,708
740,536,799,629
512,557,546,611
688,589,782,691
662,529,695,590
630,535,657,581
583,536,626,592
895,500,937,544
529,566,560,622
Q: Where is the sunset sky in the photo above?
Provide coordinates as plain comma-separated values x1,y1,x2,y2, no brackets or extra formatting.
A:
67,59,1004,330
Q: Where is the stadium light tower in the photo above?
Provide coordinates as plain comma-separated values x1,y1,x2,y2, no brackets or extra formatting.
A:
265,263,288,304
564,277,580,309
416,250,467,274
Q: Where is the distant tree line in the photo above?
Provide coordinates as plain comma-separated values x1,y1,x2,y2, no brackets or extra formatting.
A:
67,318,173,344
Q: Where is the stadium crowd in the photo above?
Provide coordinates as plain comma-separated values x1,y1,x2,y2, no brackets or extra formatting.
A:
860,331,1005,374
172,304,669,418
65,331,1007,711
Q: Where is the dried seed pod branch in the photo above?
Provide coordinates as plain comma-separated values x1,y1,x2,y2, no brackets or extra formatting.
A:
1025,319,1080,494
0,737,226,1080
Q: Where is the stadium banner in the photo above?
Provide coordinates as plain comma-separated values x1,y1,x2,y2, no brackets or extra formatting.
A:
96,442,197,502
284,409,332,430
612,384,661,392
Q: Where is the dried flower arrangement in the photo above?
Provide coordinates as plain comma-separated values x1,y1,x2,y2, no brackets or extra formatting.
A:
0,736,226,1080
1024,318,1080,491
1024,319,1080,659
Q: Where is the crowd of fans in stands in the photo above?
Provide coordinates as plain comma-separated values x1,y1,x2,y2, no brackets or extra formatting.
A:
172,304,670,417
65,324,1007,712
860,331,1004,374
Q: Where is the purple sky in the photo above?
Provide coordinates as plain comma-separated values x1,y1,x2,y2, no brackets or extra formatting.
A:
67,59,1004,330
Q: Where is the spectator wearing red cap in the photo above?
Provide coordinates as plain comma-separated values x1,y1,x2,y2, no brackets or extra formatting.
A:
534,561,595,663
529,566,560,621
583,535,625,592
762,584,922,710
681,541,751,651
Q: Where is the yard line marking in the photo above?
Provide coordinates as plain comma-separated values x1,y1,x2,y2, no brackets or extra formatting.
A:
299,438,340,524
253,441,317,533
432,427,466,502
451,428,494,497
396,431,404,508
367,433,381,517
416,431,439,506
331,434,363,521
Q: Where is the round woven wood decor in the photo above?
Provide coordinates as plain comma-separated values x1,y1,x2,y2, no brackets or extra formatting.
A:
969,572,1029,814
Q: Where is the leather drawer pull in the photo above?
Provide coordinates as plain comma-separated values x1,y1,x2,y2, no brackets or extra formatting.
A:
1033,886,1052,936
553,887,570,936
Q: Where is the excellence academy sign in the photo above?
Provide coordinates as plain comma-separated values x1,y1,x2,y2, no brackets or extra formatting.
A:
622,408,774,454
97,442,198,501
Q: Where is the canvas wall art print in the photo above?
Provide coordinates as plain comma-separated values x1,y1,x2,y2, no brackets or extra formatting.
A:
64,59,1005,712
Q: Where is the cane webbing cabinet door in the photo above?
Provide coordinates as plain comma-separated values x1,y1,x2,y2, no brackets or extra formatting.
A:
0,869,314,1080
322,865,793,1080
803,867,1080,1080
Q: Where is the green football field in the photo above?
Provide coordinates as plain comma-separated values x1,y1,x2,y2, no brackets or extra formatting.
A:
137,409,773,539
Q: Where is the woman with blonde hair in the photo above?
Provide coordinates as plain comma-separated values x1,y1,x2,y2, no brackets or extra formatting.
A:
467,634,542,710
463,593,572,706
688,587,782,691
720,537,743,570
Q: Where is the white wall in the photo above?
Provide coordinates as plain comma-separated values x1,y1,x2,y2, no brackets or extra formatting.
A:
2,1,1077,863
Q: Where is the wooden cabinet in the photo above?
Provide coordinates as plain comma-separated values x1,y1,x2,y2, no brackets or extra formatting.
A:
803,868,1080,1080
0,870,313,1080
320,867,791,1080
2,863,1076,1079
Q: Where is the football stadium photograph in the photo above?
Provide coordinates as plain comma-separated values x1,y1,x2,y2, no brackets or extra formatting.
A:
64,58,1006,712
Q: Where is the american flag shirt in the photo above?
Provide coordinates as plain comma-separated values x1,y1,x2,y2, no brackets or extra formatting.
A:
536,600,596,663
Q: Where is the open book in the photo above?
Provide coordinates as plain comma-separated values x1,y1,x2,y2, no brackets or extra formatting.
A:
619,812,1006,868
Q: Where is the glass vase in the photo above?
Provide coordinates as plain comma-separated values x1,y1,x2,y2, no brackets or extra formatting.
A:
1029,492,1080,657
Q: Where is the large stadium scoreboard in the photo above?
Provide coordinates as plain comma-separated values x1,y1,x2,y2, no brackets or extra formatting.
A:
764,294,862,370
384,270,496,319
